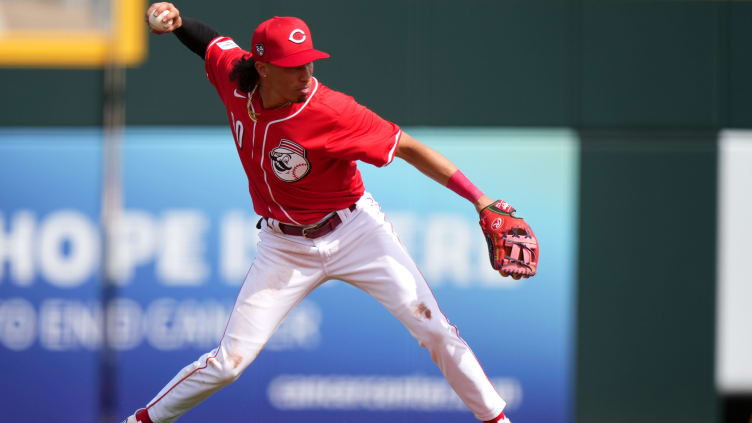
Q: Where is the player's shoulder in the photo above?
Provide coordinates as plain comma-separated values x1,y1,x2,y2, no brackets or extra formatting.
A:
206,36,249,62
208,36,240,51
309,81,359,118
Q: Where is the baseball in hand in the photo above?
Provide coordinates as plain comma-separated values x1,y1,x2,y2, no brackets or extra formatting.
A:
148,10,173,32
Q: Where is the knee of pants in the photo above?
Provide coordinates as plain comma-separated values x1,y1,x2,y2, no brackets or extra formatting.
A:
413,319,457,351
209,351,250,386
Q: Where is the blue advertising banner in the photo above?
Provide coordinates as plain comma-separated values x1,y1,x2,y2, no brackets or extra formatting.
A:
0,127,577,423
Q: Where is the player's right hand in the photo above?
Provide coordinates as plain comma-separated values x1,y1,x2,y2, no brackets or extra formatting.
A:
146,2,182,34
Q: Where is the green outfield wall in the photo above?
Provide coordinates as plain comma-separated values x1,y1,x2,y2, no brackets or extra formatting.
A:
1,1,750,128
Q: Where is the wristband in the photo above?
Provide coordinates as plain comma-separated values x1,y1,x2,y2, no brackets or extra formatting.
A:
446,170,484,203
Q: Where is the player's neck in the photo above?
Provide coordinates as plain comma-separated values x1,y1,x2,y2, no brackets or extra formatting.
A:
257,83,291,110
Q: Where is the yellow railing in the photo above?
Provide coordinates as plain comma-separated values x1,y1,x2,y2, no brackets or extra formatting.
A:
0,0,146,67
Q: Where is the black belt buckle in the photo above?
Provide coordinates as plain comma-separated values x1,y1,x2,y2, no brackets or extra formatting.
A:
300,213,341,239
301,224,318,238
301,218,331,238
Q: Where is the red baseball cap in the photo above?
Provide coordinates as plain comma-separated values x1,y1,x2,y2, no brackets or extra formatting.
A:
251,16,330,67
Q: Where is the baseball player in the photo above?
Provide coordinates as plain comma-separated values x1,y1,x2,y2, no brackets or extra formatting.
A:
124,3,539,423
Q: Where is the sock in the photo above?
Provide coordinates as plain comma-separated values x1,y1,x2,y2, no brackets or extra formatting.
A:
136,408,153,423
483,411,507,423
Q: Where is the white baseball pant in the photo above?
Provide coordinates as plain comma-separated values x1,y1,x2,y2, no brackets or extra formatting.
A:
143,192,506,422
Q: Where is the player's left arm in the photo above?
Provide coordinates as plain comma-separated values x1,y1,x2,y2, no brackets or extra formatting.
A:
395,131,540,279
394,131,492,212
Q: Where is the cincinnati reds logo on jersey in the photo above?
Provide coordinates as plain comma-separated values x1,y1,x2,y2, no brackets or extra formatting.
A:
269,139,310,182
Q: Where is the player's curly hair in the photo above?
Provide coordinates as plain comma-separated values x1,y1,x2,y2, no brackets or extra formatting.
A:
229,54,258,93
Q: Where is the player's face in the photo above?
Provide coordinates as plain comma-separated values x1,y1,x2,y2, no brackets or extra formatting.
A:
265,62,314,105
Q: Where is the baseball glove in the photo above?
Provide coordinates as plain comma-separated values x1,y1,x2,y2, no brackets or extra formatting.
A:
479,200,539,279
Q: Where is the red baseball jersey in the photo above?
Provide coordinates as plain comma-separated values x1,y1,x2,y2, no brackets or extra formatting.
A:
205,36,401,225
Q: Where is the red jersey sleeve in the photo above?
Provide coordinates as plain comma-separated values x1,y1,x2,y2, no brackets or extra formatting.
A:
205,36,247,89
324,94,401,167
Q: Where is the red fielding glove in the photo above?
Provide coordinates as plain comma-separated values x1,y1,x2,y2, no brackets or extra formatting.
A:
479,200,539,279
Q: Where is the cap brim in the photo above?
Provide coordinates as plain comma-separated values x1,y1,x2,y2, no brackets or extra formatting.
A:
269,49,330,67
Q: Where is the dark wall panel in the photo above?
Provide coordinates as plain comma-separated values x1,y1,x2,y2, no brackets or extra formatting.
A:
417,1,575,125
0,69,103,126
728,3,752,128
576,131,718,423
580,2,723,128
2,1,748,129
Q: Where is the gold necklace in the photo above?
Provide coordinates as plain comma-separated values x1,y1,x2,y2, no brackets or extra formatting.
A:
246,84,259,122
246,84,292,123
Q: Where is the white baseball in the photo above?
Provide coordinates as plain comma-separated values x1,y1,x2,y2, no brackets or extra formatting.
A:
148,10,173,32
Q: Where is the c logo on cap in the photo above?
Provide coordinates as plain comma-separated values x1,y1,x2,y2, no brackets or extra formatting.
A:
288,29,306,44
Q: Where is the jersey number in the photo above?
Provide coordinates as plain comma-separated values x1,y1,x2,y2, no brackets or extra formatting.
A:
231,112,244,149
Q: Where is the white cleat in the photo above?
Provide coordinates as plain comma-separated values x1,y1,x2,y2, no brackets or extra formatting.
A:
120,416,136,423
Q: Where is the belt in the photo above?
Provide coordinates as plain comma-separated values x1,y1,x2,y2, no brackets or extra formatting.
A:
262,203,357,239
